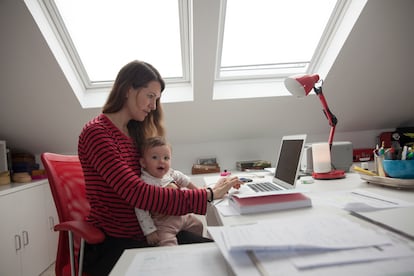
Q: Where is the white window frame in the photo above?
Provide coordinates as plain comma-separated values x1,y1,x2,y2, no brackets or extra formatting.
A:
24,0,194,108
213,0,367,100
24,0,367,106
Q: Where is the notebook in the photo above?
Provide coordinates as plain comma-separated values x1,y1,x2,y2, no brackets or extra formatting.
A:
232,134,307,198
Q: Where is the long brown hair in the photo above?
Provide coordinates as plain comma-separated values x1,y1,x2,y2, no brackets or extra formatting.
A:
103,60,166,148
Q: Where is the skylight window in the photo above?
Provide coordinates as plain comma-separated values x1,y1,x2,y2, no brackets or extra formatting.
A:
25,0,367,106
53,0,184,84
217,0,337,79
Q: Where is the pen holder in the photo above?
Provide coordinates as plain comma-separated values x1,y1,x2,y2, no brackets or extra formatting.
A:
375,155,386,177
382,160,414,179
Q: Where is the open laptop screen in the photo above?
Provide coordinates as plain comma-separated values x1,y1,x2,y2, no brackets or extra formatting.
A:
274,138,305,186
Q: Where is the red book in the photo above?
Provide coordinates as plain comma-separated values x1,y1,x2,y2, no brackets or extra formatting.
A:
229,193,312,214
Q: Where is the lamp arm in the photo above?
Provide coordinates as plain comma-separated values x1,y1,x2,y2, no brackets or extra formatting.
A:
313,86,338,149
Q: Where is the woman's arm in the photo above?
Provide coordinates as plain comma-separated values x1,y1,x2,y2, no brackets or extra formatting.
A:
79,123,208,216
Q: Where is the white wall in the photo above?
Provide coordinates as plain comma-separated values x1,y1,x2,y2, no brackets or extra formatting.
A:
170,129,390,174
2,0,414,171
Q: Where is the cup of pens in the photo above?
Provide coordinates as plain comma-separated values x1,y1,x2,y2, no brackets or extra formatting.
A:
382,160,414,179
378,145,414,179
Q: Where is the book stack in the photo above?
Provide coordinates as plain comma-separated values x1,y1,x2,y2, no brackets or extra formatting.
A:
229,193,312,214
236,160,271,171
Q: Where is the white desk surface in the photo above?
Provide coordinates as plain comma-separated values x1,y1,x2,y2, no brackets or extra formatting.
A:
110,172,414,275
207,172,414,227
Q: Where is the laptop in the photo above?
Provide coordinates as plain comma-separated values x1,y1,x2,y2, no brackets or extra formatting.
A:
231,134,307,198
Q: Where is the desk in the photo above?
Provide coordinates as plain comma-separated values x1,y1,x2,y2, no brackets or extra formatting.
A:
110,173,414,275
207,173,414,227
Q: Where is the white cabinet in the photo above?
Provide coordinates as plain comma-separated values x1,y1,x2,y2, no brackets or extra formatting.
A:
0,191,22,276
0,180,57,276
43,184,59,265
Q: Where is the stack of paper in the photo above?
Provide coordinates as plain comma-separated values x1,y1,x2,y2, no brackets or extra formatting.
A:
208,214,414,276
229,193,312,214
219,215,392,252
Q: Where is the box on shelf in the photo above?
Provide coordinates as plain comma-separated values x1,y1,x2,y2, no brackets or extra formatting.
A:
236,160,271,171
191,164,221,175
353,148,374,162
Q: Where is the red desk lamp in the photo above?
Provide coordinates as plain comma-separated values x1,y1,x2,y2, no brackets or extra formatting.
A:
284,74,345,179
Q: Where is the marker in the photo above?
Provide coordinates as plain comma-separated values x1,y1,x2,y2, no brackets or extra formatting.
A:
373,144,379,157
407,147,413,160
401,146,408,160
379,141,385,156
384,147,395,160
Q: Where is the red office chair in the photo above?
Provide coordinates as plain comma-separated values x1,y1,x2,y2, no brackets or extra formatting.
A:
41,153,105,276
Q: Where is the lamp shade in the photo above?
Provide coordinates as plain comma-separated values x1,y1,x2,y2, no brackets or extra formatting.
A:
312,142,332,173
284,74,320,97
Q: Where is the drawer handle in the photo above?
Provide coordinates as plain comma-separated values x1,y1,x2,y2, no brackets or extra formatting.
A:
22,230,29,247
14,235,21,252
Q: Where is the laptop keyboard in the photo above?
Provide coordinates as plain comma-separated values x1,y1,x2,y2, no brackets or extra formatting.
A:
247,182,282,192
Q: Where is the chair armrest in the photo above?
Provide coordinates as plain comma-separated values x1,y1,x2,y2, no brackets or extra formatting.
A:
54,220,105,244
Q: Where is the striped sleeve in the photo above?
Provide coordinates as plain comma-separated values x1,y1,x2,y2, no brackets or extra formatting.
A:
78,115,207,238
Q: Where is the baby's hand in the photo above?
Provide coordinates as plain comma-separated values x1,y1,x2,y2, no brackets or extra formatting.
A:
151,212,167,220
165,182,179,189
146,231,160,246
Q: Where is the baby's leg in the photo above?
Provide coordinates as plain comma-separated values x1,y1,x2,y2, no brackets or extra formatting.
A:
157,232,178,246
154,216,181,246
181,214,203,236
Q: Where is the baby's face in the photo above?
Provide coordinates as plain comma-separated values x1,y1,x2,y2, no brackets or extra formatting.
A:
141,145,171,178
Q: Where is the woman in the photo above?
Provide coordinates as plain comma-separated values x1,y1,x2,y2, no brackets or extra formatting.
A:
78,60,241,275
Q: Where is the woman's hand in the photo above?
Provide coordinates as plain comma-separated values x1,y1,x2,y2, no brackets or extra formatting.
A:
211,176,242,200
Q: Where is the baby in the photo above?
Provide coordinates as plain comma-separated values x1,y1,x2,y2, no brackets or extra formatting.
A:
136,136,204,246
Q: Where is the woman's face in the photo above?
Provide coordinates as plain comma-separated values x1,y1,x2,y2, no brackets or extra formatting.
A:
126,81,161,122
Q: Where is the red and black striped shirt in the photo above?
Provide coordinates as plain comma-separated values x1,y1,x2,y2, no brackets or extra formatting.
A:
78,114,207,240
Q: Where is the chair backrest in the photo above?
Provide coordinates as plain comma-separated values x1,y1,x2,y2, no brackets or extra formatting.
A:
41,152,90,276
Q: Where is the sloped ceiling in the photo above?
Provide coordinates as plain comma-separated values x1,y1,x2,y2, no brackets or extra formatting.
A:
0,0,413,155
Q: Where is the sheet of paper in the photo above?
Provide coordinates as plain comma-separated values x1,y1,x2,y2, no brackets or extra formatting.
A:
254,250,414,276
208,227,262,276
211,215,393,252
253,230,414,275
213,197,239,216
125,245,227,276
209,217,414,276
352,206,414,239
309,189,414,212
291,244,414,269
